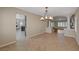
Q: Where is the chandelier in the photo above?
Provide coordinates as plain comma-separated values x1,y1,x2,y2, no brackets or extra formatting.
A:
40,7,53,21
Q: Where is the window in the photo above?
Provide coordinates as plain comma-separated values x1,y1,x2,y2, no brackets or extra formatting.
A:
58,21,67,28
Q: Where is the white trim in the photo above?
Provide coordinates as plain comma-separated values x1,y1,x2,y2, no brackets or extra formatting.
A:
0,41,16,48
31,32,45,37
26,31,45,40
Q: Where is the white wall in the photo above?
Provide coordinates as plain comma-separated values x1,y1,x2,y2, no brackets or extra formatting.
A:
64,16,75,38
75,8,79,45
15,8,47,38
16,14,25,27
0,7,46,46
0,7,16,46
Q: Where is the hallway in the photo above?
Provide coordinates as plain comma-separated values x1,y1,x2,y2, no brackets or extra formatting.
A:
0,33,79,51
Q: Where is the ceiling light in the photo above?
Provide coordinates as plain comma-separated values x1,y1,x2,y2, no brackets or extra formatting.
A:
40,7,53,21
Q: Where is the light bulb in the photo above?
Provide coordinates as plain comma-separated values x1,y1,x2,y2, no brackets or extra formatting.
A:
49,16,53,19
45,16,48,19
40,17,44,21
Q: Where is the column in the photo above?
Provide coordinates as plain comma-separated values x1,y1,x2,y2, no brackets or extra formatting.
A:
46,21,52,33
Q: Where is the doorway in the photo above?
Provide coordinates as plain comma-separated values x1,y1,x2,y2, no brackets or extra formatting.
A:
16,14,26,40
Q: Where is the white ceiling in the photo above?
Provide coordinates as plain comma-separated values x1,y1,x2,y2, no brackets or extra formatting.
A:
17,7,77,16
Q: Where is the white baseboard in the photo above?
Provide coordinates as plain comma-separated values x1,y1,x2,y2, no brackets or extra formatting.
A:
26,31,45,39
0,41,16,48
32,32,45,37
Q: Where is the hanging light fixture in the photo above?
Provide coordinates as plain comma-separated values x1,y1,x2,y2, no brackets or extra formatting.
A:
40,7,53,21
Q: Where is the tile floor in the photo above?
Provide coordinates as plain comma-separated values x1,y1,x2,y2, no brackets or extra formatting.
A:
16,29,25,40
